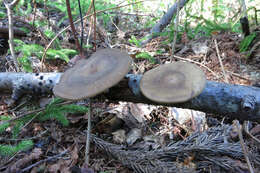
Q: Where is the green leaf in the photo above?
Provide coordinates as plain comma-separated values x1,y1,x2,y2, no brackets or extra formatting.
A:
18,57,33,72
0,122,9,134
239,33,257,52
46,49,70,62
37,98,88,126
0,140,33,156
129,36,141,47
136,52,156,64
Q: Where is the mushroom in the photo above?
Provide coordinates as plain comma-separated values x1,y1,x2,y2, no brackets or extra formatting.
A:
140,62,206,103
53,48,132,100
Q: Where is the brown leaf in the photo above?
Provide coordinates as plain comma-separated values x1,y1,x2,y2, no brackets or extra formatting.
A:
48,159,70,173
70,143,79,166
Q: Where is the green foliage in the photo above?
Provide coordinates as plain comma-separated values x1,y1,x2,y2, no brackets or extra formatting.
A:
44,29,61,49
0,116,11,133
129,35,142,47
239,32,257,53
15,0,33,16
0,122,9,133
45,0,116,27
14,39,77,72
12,121,24,138
46,48,77,63
0,140,33,156
37,98,88,126
0,11,6,18
0,98,88,156
136,52,156,64
11,114,35,139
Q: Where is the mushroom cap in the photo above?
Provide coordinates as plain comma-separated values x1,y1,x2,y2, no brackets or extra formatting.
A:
140,62,206,103
54,48,132,100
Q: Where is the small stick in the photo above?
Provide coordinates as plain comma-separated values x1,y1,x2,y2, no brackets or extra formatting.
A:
173,55,219,79
234,120,255,173
3,0,21,72
20,150,68,173
85,100,92,165
65,0,82,56
0,130,48,142
170,0,180,63
214,39,229,83
243,121,260,144
227,70,252,81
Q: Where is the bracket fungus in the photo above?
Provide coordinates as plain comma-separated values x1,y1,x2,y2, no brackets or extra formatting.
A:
140,62,206,103
53,48,132,100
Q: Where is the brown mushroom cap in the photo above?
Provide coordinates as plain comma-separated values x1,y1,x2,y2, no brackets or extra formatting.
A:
140,62,206,103
53,48,132,100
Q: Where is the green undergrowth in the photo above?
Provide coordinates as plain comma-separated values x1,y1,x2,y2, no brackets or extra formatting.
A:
0,98,88,156
14,39,77,72
239,32,257,53
0,140,34,156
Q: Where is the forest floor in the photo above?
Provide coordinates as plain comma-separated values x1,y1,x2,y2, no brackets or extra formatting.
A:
0,6,260,173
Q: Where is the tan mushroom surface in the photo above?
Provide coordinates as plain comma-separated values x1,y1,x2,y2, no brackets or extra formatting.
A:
140,62,206,103
53,48,132,100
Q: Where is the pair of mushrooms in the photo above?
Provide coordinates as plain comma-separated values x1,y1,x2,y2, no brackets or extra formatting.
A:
54,48,206,103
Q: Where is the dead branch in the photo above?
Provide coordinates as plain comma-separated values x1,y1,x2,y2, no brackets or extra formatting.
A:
3,0,21,72
141,0,189,46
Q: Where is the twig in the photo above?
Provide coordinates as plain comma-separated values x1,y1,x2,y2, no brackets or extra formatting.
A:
173,55,219,79
40,0,146,64
234,120,254,173
92,0,97,51
77,0,84,48
3,0,21,72
65,0,82,56
170,0,180,63
0,130,48,142
227,70,252,81
20,150,68,173
243,121,260,144
85,100,92,165
214,39,229,83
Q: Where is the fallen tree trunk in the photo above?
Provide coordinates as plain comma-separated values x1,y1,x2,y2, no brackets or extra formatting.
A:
0,72,260,121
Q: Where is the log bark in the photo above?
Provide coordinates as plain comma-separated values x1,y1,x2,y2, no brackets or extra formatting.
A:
0,72,260,121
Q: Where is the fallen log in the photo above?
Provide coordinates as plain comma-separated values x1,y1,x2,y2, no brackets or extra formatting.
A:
0,72,260,121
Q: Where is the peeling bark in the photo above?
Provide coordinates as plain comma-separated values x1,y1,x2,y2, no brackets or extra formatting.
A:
0,72,260,121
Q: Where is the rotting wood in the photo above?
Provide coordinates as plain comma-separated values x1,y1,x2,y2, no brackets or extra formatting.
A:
0,72,260,121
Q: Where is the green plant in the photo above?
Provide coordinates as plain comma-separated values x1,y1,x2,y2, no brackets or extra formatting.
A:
36,98,89,126
0,116,11,133
136,52,156,64
239,32,257,53
14,39,77,72
129,35,142,47
0,140,33,156
0,98,88,156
